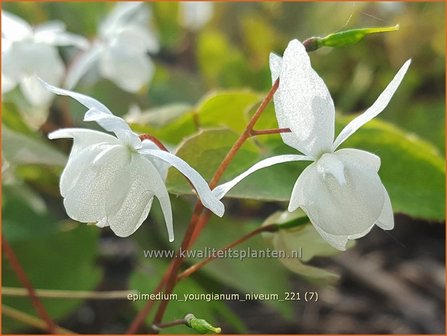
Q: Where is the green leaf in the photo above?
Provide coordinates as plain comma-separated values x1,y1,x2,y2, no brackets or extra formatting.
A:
2,184,60,242
166,128,261,194
196,90,261,132
2,227,101,332
262,209,342,284
2,125,67,167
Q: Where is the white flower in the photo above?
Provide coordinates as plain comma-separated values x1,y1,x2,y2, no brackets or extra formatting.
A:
213,39,411,250
64,2,159,93
42,82,224,241
1,11,89,106
179,2,213,31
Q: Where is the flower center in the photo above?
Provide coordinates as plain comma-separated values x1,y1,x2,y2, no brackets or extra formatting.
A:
316,153,346,186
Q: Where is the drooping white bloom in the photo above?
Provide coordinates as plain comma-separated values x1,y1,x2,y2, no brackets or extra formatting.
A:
64,2,159,93
42,82,224,241
1,11,89,106
179,2,213,30
214,39,411,250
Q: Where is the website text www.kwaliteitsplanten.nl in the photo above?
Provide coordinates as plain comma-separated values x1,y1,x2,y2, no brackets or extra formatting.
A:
143,247,303,261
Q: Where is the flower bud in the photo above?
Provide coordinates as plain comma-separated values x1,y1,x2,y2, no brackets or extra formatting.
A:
319,24,399,48
185,314,221,334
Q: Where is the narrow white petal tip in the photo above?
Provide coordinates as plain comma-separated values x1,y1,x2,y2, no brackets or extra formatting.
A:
168,235,174,243
48,129,69,140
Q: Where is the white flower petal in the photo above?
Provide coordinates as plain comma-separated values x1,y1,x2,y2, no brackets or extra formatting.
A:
105,154,174,241
62,144,130,221
140,139,171,178
269,52,282,82
49,128,119,155
2,72,17,94
64,44,103,89
335,148,380,172
99,2,145,38
140,149,224,217
20,76,54,106
39,80,113,115
34,21,89,49
180,2,213,30
99,44,155,93
289,152,385,236
333,59,411,150
376,187,394,230
2,11,32,41
35,26,90,49
213,154,312,200
275,39,335,157
33,21,65,35
84,108,141,148
313,224,375,251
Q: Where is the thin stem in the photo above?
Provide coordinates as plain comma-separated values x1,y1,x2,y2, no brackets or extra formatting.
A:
126,264,173,334
209,78,279,191
126,204,204,334
2,287,136,300
250,127,291,137
2,305,75,334
178,224,278,281
152,203,205,326
128,79,280,333
2,237,57,334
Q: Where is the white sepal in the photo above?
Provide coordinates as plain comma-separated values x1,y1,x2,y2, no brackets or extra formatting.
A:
274,39,335,157
213,154,312,200
333,59,411,150
140,149,225,217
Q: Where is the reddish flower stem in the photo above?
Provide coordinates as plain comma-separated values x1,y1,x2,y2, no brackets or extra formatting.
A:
2,237,57,334
250,127,291,137
128,37,317,332
177,224,279,281
127,80,280,333
151,79,281,328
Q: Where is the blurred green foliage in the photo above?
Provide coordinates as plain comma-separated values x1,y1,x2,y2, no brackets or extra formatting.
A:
2,2,445,333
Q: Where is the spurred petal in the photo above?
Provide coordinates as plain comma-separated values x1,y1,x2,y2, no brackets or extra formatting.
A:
62,144,129,220
2,11,32,41
41,81,141,147
84,108,141,148
289,152,385,236
140,149,224,217
213,154,312,200
64,44,103,89
313,224,375,251
49,128,119,157
105,154,174,241
335,148,380,172
376,187,394,230
40,80,112,115
273,39,335,157
333,59,411,150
